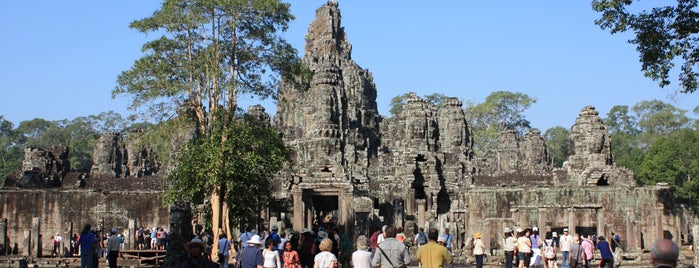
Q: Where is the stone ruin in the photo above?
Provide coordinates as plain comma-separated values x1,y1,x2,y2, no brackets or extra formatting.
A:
11,145,70,188
90,131,159,178
0,2,693,264
261,1,689,262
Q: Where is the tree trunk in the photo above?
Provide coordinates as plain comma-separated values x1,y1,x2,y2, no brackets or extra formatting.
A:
210,186,223,260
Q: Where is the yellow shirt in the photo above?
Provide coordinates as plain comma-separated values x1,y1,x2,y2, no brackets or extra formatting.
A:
417,242,452,268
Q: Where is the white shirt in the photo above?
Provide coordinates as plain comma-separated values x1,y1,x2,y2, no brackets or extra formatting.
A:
377,233,385,244
560,234,572,252
352,250,372,268
262,249,281,268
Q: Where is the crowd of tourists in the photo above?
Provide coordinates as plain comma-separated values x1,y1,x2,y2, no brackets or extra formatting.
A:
179,222,462,268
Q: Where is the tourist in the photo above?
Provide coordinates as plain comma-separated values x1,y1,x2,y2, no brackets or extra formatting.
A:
441,228,453,253
298,230,315,268
559,228,572,268
282,241,301,268
352,235,372,268
106,228,120,268
136,227,145,250
78,224,96,268
369,228,381,253
377,225,388,245
338,233,352,268
517,229,532,268
530,227,543,267
219,233,232,268
270,226,282,251
371,226,411,268
151,226,158,250
596,236,613,268
580,235,594,268
473,232,486,268
569,236,581,268
542,233,557,268
71,233,79,256
650,239,679,268
181,237,218,268
417,228,452,268
240,226,254,247
610,232,620,252
313,238,338,268
396,227,406,243
236,235,264,268
263,236,281,268
504,228,517,268
415,228,428,249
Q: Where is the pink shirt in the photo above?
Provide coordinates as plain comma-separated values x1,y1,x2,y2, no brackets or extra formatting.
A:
581,239,594,260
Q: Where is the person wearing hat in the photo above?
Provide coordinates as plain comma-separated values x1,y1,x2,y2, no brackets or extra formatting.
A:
559,228,572,268
106,228,121,268
473,232,486,268
236,235,264,268
270,226,282,251
181,237,218,268
504,228,517,268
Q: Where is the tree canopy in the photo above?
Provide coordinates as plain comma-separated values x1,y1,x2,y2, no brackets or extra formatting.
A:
593,0,699,94
464,91,536,155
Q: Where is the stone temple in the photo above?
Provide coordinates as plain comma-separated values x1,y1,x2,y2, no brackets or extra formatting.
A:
0,1,694,263
264,1,688,257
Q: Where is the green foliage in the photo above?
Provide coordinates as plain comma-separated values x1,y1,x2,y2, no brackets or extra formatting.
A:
388,92,449,116
114,0,302,126
543,126,569,167
592,0,699,93
164,111,290,227
0,116,22,186
464,91,536,155
636,128,699,207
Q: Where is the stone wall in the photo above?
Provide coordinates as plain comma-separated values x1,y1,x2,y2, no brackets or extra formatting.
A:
0,186,168,255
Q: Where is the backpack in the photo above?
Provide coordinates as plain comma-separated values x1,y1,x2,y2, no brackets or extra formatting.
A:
417,233,427,245
543,240,555,259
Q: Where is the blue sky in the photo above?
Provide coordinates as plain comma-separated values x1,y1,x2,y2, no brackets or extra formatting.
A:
1,1,697,132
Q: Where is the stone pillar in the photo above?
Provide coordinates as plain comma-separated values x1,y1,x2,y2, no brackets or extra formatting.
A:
0,218,7,252
417,200,426,229
292,187,303,232
31,217,40,258
567,207,574,238
65,222,73,257
693,224,699,267
163,202,193,268
128,219,136,250
24,231,31,256
596,208,604,238
407,188,415,216
656,207,664,241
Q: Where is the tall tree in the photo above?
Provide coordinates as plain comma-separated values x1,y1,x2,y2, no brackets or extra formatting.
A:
464,91,536,155
114,0,301,133
164,111,290,234
543,126,569,168
592,0,699,94
388,92,448,116
0,116,22,186
114,0,300,255
636,128,699,208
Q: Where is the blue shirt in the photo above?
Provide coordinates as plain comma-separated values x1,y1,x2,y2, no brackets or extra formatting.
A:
442,234,453,249
597,241,613,260
79,232,96,253
237,245,263,268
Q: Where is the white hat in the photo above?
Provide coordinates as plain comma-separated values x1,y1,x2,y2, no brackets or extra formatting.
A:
532,226,539,231
504,227,512,233
552,232,558,237
248,235,262,245
563,228,569,232
437,236,447,243
184,237,207,251
516,228,523,233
